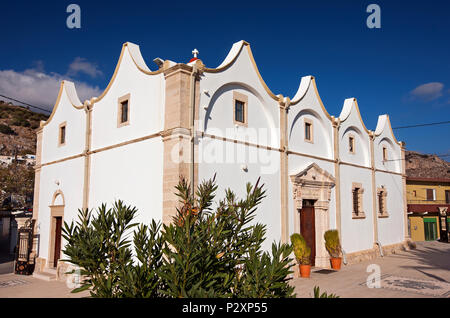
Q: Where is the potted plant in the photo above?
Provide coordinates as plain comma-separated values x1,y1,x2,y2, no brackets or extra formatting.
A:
290,233,311,278
324,230,342,270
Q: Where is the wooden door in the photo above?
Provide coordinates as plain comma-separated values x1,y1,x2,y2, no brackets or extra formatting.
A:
54,217,62,268
300,203,315,266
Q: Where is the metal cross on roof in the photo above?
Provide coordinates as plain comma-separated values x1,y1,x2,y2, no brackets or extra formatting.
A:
192,48,199,58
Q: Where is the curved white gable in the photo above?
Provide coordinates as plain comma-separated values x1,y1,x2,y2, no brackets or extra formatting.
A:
338,98,370,133
374,114,402,146
126,42,153,73
203,40,279,101
338,98,354,122
90,42,165,150
41,81,84,128
216,40,247,69
290,75,312,104
41,81,86,164
199,40,280,148
374,114,389,136
64,81,83,107
288,77,333,159
374,114,402,173
338,98,371,167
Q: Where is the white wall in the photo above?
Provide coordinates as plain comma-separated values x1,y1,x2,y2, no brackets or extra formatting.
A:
91,45,165,151
36,39,407,266
41,85,86,164
375,171,405,246
37,43,166,261
88,138,164,226
339,165,374,253
288,81,333,160
198,42,281,251
373,115,404,246
37,158,85,259
198,138,281,251
199,43,279,148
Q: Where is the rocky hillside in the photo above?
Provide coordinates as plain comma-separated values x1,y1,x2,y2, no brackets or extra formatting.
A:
0,102,48,209
0,101,49,156
405,150,450,179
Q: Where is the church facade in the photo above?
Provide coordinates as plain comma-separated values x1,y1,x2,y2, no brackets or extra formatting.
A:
32,41,410,275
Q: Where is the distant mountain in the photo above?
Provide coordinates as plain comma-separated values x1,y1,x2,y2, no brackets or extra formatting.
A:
405,150,450,179
0,101,49,156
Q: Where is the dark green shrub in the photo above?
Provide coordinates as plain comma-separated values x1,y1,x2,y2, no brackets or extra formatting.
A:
324,229,341,258
313,286,339,298
62,176,296,298
0,124,16,135
10,117,30,127
290,233,311,265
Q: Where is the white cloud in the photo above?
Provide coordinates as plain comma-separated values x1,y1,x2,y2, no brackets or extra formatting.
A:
67,57,103,78
0,65,102,112
409,82,444,101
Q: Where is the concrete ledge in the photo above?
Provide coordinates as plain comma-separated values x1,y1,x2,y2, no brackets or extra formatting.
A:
32,271,56,281
345,241,409,265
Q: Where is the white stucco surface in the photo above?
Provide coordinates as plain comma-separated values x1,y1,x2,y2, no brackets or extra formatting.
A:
35,40,407,269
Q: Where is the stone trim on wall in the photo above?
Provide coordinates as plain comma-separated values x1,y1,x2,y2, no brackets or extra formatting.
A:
369,133,379,243
351,182,366,219
332,117,342,240
287,150,334,163
400,143,410,239
47,204,64,268
82,102,93,210
232,91,248,127
32,128,43,242
202,133,281,153
377,187,389,218
303,118,314,143
117,93,131,128
161,61,201,225
58,121,67,147
348,133,355,154
279,97,289,244
291,163,336,268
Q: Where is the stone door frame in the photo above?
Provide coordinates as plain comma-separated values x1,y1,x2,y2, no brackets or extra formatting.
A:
47,190,65,268
291,163,336,268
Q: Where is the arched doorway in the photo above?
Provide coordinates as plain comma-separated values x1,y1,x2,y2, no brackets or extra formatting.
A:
48,190,65,268
291,163,335,268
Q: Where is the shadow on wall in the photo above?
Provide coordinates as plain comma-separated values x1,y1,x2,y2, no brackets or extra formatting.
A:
203,82,275,132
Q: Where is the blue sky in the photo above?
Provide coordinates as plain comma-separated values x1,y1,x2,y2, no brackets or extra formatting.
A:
0,0,449,155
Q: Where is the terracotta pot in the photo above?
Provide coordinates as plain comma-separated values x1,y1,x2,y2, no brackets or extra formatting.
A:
299,264,311,278
330,257,342,270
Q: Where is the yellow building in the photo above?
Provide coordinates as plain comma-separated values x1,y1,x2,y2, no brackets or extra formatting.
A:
406,177,450,242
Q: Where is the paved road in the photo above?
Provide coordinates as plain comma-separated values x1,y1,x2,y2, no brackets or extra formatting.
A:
291,240,450,298
0,241,448,298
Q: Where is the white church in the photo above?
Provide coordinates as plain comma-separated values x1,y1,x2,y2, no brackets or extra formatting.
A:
31,40,410,277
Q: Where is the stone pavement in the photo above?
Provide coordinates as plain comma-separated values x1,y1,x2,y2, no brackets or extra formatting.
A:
291,240,450,298
0,271,89,298
0,240,448,298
